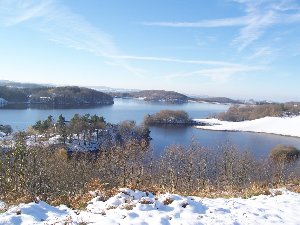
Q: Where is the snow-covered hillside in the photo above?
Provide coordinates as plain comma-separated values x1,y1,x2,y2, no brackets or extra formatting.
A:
195,116,300,137
1,188,300,224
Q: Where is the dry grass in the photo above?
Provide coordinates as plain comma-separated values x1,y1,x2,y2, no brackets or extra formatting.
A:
270,145,300,163
285,179,300,193
241,184,271,199
120,203,135,210
189,183,272,199
106,205,118,210
139,198,153,204
126,183,165,196
163,197,174,205
1,192,36,206
49,178,120,209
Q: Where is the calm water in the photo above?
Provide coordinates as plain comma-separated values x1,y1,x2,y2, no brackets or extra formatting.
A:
1,98,300,158
0,99,228,130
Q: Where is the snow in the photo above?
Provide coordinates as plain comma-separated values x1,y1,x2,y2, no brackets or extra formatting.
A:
1,188,300,224
194,116,300,138
0,132,5,138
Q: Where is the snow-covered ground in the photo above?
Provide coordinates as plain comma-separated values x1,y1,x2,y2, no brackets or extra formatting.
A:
194,116,300,138
1,188,300,225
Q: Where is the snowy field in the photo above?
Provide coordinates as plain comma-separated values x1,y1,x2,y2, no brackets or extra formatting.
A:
1,188,300,225
195,116,300,138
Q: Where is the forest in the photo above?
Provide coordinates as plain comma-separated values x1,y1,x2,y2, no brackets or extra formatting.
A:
0,86,114,106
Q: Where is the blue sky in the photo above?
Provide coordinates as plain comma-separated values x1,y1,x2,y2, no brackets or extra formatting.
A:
0,0,300,101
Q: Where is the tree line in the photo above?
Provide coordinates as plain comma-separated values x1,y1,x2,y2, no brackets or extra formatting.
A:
30,114,151,150
0,86,114,106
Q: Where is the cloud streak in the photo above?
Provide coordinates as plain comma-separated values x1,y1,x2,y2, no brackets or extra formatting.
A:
109,55,244,67
142,0,300,51
142,17,249,27
248,46,274,60
165,65,265,83
0,0,143,74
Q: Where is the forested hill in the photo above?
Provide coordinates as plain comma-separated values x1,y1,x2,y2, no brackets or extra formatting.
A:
0,86,114,106
0,86,28,102
190,97,243,104
109,90,189,103
108,90,242,104
0,80,50,89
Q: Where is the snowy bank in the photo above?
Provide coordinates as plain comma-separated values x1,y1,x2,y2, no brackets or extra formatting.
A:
1,188,300,224
194,116,300,138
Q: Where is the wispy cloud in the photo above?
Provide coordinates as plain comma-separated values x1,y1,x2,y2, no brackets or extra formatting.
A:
165,65,265,83
142,0,300,51
0,0,53,26
248,46,274,60
109,55,244,67
0,0,142,74
106,55,265,82
142,17,248,27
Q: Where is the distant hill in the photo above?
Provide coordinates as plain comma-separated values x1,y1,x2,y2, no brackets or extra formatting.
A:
88,86,139,93
132,90,189,103
0,81,244,105
0,80,52,89
109,90,242,104
191,97,243,104
0,86,113,106
109,90,189,103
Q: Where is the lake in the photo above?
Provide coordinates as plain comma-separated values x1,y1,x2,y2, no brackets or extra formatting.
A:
1,98,300,158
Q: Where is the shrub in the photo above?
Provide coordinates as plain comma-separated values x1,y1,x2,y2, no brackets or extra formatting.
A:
1,132,300,207
270,145,300,163
144,110,190,125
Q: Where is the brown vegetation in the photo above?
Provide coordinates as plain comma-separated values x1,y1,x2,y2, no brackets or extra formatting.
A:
270,145,300,163
1,132,300,208
144,110,192,125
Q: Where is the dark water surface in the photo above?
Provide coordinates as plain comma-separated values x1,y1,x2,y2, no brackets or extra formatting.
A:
1,98,300,158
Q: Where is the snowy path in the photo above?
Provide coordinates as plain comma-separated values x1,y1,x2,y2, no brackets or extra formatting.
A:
1,188,300,224
194,116,300,138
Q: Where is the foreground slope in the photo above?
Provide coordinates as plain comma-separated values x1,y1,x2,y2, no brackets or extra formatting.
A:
1,188,300,225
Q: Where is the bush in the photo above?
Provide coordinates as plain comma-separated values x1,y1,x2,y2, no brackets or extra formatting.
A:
144,110,190,125
270,145,300,163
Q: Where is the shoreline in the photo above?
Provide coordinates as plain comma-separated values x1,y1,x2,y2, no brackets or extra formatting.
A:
195,126,300,139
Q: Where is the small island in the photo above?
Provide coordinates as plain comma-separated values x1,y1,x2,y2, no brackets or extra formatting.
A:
144,110,201,126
